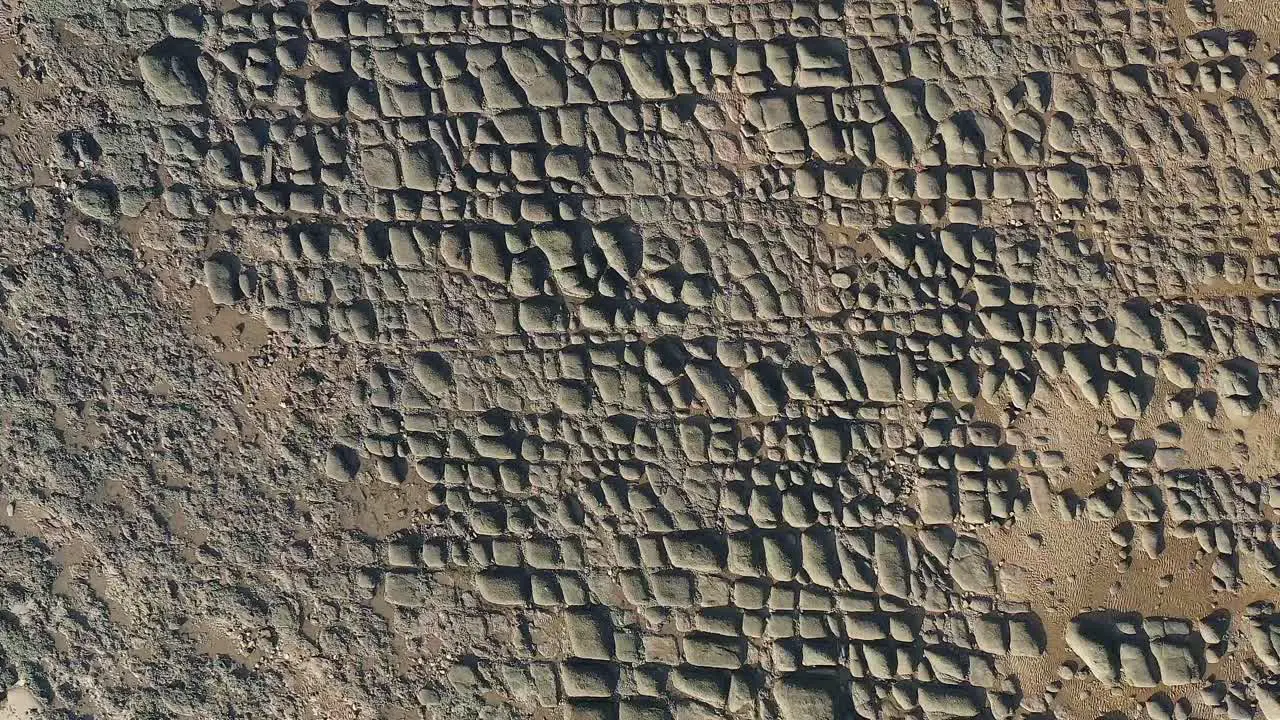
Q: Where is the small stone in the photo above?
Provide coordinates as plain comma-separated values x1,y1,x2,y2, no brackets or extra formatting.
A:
73,184,118,220
203,251,245,304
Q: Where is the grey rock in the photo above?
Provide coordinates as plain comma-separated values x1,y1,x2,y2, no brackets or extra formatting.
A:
203,251,245,305
774,675,837,720
139,40,206,105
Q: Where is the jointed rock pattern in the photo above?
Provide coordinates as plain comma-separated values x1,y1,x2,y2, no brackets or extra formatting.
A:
8,0,1280,716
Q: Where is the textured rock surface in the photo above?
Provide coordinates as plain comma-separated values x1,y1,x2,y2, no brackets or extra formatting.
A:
4,0,1280,718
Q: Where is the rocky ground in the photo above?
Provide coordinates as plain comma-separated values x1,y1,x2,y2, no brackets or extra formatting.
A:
4,0,1280,718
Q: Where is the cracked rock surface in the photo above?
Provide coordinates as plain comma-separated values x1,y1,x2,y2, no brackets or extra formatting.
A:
5,0,1280,718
